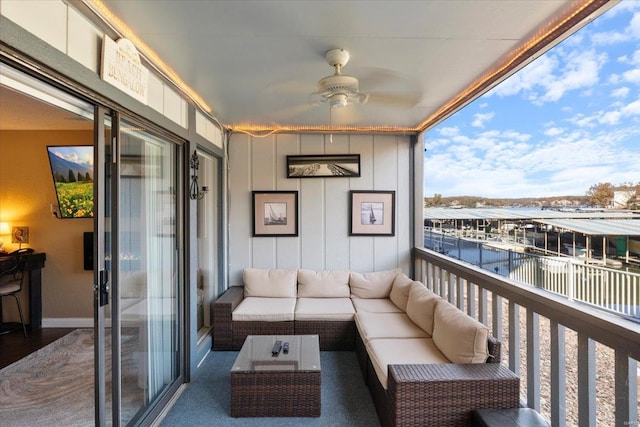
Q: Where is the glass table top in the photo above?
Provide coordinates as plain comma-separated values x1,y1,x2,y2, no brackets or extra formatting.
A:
231,335,321,373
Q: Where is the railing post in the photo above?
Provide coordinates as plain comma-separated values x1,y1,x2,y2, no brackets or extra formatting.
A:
614,351,638,427
527,310,540,411
577,333,596,427
492,295,503,342
508,249,513,274
567,261,575,301
479,243,483,268
509,301,520,376
550,321,567,427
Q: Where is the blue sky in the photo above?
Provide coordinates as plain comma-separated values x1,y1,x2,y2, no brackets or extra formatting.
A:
49,146,93,166
424,1,640,199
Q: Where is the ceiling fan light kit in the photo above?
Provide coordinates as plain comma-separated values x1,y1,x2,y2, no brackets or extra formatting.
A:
314,48,369,109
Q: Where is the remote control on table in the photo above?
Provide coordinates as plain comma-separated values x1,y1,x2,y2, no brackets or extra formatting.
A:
271,340,282,356
283,342,289,354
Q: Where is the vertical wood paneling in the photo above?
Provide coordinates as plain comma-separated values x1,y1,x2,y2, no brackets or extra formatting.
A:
325,134,350,270
1,0,67,53
373,134,399,271
397,136,412,272
251,136,277,267
300,135,325,269
275,135,300,268
348,135,375,272
228,134,252,285
147,74,165,115
227,132,411,283
67,7,101,72
252,136,276,190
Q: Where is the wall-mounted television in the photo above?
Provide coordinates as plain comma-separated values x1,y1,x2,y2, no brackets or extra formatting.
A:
46,146,94,218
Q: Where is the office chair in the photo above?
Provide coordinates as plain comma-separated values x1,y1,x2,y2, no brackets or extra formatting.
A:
0,248,34,337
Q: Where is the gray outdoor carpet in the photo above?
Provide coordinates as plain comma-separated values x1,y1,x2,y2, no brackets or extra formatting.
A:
160,351,381,426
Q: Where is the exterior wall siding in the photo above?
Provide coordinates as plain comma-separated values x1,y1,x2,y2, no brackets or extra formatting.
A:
227,132,412,286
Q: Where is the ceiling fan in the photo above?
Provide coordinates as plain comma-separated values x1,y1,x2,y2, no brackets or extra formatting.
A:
311,49,369,109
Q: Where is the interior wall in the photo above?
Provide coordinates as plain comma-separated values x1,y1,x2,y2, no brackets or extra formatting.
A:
0,130,93,323
227,132,412,286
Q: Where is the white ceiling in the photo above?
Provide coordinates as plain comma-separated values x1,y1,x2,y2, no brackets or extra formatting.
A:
97,0,614,133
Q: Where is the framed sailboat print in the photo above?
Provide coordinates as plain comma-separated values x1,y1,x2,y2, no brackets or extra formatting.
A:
252,191,299,237
349,191,395,236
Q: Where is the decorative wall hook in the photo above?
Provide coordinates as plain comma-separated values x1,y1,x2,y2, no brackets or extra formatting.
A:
189,150,208,200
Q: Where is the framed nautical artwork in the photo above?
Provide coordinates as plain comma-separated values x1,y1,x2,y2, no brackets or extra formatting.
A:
349,191,395,236
252,191,299,237
286,154,360,178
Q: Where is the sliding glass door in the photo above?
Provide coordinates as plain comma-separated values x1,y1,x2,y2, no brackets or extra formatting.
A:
116,119,181,425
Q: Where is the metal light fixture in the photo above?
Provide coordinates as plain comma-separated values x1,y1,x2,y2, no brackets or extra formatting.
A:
189,150,208,200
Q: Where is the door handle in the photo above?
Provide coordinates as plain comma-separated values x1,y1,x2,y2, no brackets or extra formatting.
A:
98,269,109,307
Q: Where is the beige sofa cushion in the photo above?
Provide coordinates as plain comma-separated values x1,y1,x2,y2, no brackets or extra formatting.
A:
351,298,402,313
405,282,440,335
232,297,296,321
243,268,297,298
297,269,350,298
432,299,489,364
389,273,415,311
350,269,401,299
366,338,450,389
355,312,429,343
294,297,355,321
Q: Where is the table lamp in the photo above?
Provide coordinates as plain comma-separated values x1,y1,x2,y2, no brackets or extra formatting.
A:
0,222,9,253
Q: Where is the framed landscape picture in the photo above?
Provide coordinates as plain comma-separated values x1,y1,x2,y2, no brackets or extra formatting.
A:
252,191,299,237
287,154,360,178
46,146,94,218
349,191,395,236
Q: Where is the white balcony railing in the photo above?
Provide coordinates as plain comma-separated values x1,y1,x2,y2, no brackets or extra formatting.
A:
414,247,639,427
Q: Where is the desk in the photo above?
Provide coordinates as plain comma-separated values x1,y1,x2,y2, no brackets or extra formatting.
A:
0,252,46,331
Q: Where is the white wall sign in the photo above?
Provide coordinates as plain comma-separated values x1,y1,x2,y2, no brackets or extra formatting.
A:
101,36,149,104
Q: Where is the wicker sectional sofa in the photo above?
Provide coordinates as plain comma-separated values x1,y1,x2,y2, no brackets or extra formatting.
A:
213,268,519,426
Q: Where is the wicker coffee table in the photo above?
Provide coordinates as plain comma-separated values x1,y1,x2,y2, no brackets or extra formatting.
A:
230,335,321,417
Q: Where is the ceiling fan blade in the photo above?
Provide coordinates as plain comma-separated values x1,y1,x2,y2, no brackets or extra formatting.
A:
268,103,315,119
263,80,316,95
331,106,362,126
356,67,412,91
367,92,423,109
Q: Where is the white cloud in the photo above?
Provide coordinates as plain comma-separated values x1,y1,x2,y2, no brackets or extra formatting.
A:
591,10,640,44
471,112,494,128
487,50,605,105
437,126,459,137
621,99,640,115
488,55,556,98
599,110,622,125
611,86,630,98
622,68,640,84
630,11,640,38
544,127,564,136
533,50,605,104
591,30,629,45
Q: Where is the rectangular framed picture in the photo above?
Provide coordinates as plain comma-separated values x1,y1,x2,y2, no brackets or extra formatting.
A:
350,191,395,236
252,191,299,237
287,154,360,178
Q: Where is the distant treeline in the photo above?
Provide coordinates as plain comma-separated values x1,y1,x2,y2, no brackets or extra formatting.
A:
424,195,589,208
53,169,93,184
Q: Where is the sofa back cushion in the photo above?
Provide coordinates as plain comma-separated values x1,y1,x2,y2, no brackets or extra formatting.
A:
243,268,297,298
350,269,401,299
405,282,440,335
297,269,350,298
389,273,414,311
432,299,489,364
